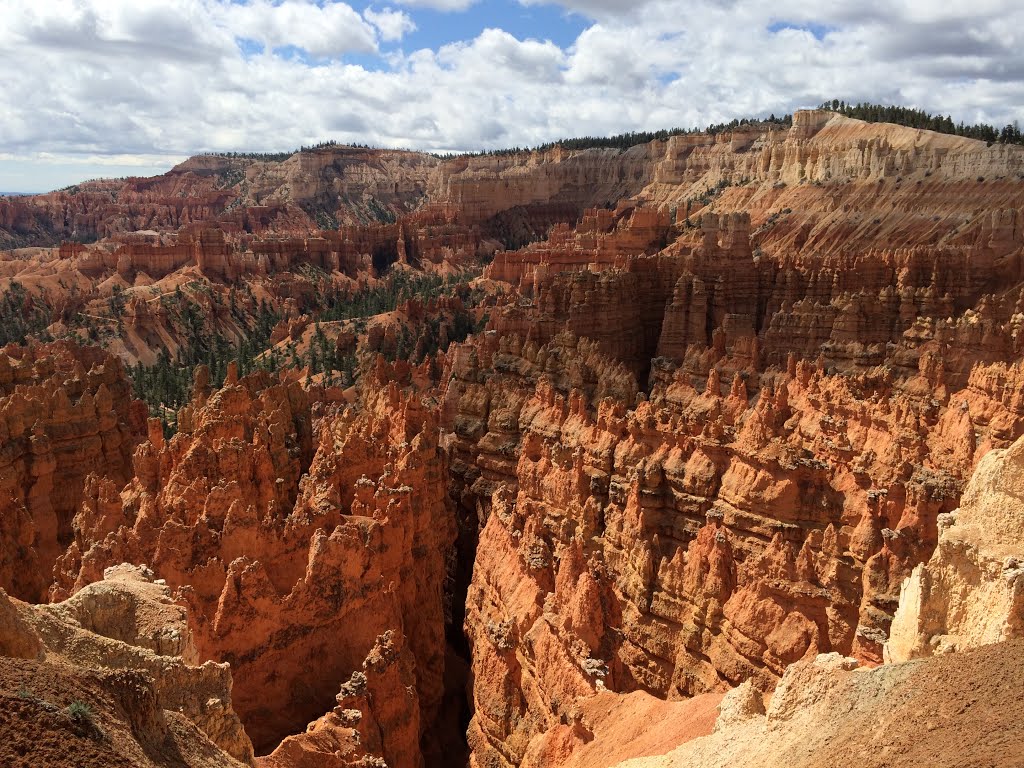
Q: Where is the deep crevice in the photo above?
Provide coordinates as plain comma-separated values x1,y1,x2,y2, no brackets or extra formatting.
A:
425,497,480,767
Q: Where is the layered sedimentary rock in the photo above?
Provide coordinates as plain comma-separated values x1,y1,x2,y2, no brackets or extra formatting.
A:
487,206,1023,394
484,205,671,288
3,112,1024,767
437,143,662,226
2,138,657,248
449,121,1024,768
8,110,1023,380
886,434,1024,662
445,325,1024,766
259,629,429,768
57,204,492,284
644,109,1024,212
6,111,1024,261
0,563,250,767
609,430,1024,768
0,342,146,601
52,368,455,764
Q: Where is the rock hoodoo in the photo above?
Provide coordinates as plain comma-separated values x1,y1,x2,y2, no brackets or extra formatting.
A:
3,111,1024,767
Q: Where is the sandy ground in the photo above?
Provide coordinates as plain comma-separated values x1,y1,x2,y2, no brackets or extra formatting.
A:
615,640,1024,768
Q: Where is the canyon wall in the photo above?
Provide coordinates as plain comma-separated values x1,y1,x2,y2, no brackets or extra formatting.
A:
886,435,1024,662
2,112,1024,767
442,324,1024,766
0,341,145,602
605,431,1024,768
1,139,653,248
439,112,1024,767
51,367,455,764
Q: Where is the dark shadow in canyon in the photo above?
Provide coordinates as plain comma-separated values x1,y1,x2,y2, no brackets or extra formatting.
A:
424,497,480,767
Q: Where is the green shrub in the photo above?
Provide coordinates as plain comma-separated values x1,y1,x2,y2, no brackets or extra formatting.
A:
67,700,93,723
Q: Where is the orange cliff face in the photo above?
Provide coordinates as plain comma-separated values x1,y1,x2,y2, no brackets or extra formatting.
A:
50,366,456,764
442,329,1024,767
55,206,491,284
4,112,1024,768
483,184,1023,390
437,111,1024,761
5,110,1024,253
2,140,651,249
484,205,672,286
437,124,1024,767
0,341,146,602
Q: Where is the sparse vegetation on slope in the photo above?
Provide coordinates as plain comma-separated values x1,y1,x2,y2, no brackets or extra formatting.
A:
0,282,53,346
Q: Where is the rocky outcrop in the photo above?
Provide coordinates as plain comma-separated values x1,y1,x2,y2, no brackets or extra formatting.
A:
439,144,659,226
644,109,1024,207
53,370,456,763
553,405,1024,768
444,326,1024,766
259,630,426,768
6,111,1024,259
0,341,146,601
3,139,652,247
484,205,671,289
608,641,1024,768
487,210,1023,394
0,563,251,767
886,434,1024,662
59,205,492,284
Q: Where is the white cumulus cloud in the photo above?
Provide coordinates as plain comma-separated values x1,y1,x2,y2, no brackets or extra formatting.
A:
218,0,378,57
364,7,417,42
2,0,1024,191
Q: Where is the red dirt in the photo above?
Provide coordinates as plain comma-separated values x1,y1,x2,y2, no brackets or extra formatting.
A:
0,657,241,768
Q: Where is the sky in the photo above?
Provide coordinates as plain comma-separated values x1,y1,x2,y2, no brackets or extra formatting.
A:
2,0,1023,192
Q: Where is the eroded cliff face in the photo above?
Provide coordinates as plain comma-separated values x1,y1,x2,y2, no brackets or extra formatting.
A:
602,432,1024,768
440,113,1024,767
443,327,1024,766
2,112,1024,768
886,434,1024,662
51,369,455,763
0,342,146,601
1,139,656,248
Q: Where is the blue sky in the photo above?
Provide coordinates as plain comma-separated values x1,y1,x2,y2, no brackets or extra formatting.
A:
388,1,588,52
237,1,587,70
2,0,1024,192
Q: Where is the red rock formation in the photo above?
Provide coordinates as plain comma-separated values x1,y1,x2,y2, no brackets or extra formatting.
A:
484,190,1022,392
0,341,146,601
442,327,1024,766
484,205,671,288
55,205,491,285
259,630,425,768
52,369,455,764
4,112,1024,768
0,564,252,768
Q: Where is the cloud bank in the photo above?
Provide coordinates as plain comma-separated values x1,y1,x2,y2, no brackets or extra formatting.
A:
2,0,1023,190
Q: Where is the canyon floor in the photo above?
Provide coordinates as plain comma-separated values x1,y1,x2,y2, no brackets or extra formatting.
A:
2,109,1024,767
